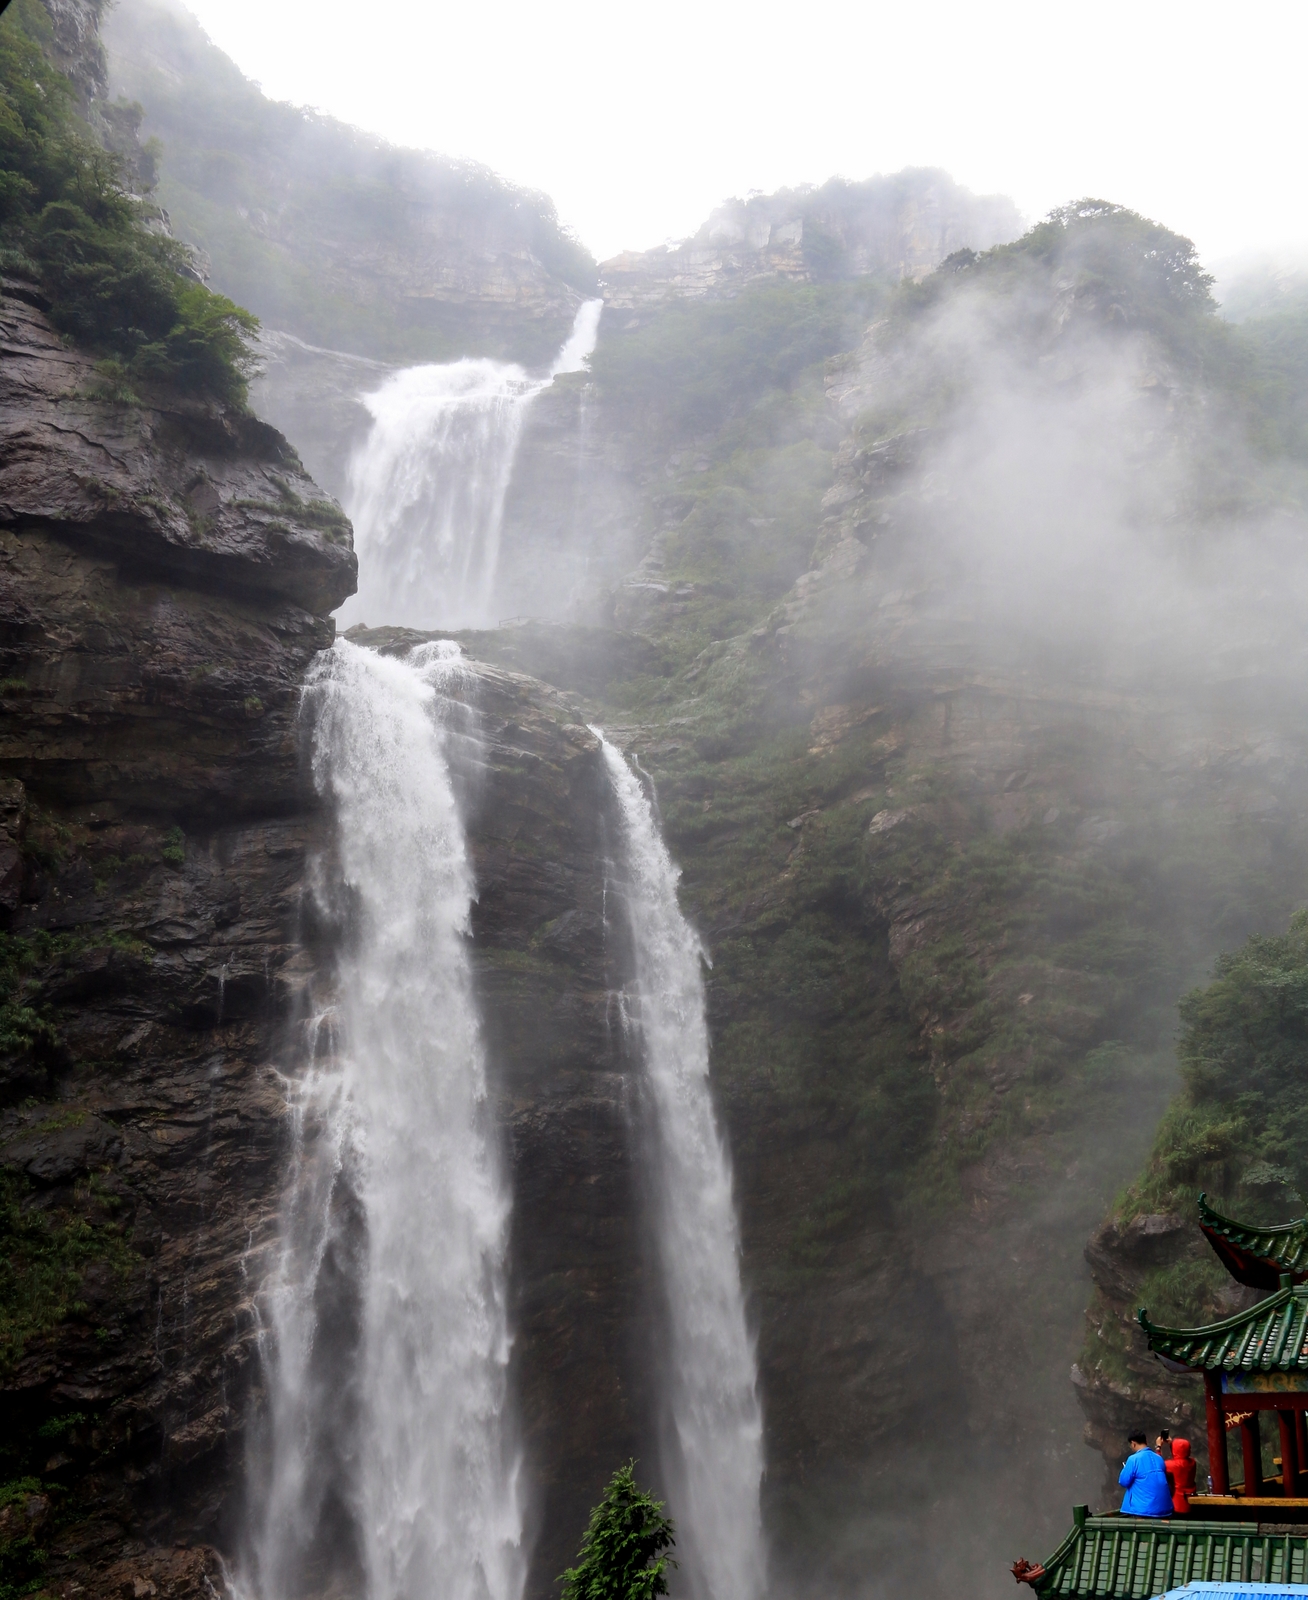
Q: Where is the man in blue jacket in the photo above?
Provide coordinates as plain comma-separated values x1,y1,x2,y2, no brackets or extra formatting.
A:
1119,1431,1173,1516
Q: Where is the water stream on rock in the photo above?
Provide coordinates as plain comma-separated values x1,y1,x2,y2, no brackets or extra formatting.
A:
341,300,602,632
595,732,766,1600
245,638,522,1600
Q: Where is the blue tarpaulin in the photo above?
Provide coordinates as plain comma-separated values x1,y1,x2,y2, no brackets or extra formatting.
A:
1162,1585,1308,1600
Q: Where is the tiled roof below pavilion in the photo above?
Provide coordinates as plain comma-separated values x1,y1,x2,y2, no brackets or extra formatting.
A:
1200,1194,1308,1291
1138,1286,1308,1373
1034,1516,1308,1599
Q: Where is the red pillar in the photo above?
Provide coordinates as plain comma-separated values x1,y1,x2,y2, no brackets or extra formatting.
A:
1297,1410,1308,1493
1241,1412,1263,1496
1206,1372,1229,1494
1279,1410,1298,1496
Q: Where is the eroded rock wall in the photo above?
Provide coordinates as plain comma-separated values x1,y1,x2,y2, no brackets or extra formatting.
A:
600,172,1022,310
0,283,353,1595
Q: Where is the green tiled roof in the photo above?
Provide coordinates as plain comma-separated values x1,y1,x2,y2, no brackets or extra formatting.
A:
1036,1517,1308,1599
1138,1286,1308,1373
1200,1194,1308,1289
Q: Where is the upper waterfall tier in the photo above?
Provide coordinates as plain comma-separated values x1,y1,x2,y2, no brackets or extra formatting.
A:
340,301,601,632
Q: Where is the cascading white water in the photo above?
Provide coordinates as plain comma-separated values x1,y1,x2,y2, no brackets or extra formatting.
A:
340,300,602,632
595,732,766,1600
246,638,522,1600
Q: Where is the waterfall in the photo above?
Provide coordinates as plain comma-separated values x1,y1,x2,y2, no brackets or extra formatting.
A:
594,733,766,1600
246,638,522,1600
340,300,602,632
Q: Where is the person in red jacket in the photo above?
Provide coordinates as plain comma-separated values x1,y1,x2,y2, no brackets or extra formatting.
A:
1165,1438,1197,1514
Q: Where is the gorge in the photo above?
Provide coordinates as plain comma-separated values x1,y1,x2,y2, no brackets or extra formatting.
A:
8,3,1308,1600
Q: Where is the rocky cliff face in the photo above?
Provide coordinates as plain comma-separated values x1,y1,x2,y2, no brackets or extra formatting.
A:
40,0,108,105
102,0,596,366
1072,1211,1242,1496
247,331,393,507
600,171,1021,309
0,282,354,1598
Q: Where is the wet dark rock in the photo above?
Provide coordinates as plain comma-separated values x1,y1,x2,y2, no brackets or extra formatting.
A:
0,291,357,1600
3,1114,123,1183
0,294,357,616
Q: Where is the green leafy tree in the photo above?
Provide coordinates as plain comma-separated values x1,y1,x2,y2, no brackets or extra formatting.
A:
885,198,1223,378
1171,909,1308,1198
558,1463,676,1600
1121,909,1308,1231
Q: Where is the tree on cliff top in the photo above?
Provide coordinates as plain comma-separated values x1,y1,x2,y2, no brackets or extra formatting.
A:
0,0,257,404
1173,909,1308,1200
558,1463,676,1600
890,198,1215,353
1017,199,1215,321
1120,909,1308,1228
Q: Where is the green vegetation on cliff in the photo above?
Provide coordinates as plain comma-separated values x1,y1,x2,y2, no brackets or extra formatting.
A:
589,278,885,439
0,925,150,1375
0,0,257,402
907,200,1218,355
1120,910,1308,1231
103,0,596,363
0,1471,49,1600
1077,910,1308,1462
1237,306,1308,461
0,926,153,1089
0,1165,136,1370
886,200,1308,507
576,203,1308,1203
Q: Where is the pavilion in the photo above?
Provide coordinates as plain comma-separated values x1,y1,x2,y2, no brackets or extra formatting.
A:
1016,1194,1308,1599
1140,1276,1308,1504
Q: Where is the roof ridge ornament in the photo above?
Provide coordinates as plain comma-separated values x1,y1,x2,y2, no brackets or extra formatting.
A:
1198,1192,1308,1291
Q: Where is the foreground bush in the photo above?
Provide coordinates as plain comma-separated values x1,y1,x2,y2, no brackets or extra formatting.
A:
558,1463,676,1600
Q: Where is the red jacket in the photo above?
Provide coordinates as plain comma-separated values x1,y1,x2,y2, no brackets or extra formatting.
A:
1166,1439,1197,1513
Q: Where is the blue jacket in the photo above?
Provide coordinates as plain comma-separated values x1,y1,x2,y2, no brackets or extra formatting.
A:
1119,1448,1173,1516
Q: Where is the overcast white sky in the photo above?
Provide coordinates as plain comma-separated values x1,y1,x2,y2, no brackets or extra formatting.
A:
172,0,1307,269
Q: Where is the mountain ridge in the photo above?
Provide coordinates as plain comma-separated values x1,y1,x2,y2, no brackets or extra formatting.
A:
102,0,597,365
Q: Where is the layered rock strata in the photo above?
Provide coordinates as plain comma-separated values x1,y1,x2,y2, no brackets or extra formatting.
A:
600,172,1022,310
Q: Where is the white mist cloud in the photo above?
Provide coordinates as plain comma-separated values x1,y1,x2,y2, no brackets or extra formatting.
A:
822,273,1308,713
163,0,1307,264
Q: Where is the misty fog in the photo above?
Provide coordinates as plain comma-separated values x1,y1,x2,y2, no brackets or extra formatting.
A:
9,4,1308,1600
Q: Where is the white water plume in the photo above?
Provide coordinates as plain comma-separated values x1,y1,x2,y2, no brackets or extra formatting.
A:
595,731,765,1600
341,300,602,632
549,298,603,377
246,638,522,1600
